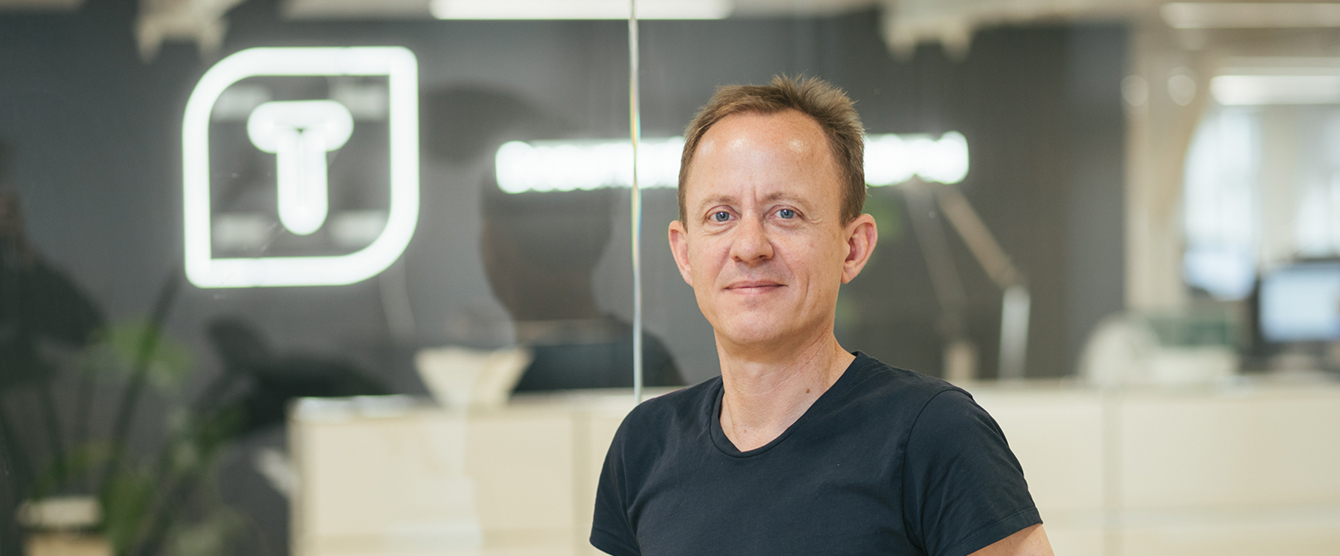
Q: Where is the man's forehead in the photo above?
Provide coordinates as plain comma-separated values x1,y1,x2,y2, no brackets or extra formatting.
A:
685,110,840,201
697,110,826,153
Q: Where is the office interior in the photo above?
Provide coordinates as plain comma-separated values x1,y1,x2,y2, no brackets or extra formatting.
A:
0,0,1338,554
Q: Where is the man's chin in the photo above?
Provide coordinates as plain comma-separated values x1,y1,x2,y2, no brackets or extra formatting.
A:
712,320,796,352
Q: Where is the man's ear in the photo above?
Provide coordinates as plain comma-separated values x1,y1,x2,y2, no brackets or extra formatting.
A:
668,220,694,286
841,214,878,284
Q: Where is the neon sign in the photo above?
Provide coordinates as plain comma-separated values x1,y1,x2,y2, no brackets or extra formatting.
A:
182,46,419,288
493,132,969,194
246,100,355,236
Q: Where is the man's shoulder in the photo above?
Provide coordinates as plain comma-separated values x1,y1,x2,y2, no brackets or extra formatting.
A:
851,355,1019,467
843,352,967,411
611,377,719,446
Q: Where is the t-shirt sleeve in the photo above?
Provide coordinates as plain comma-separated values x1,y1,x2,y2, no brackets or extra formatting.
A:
590,421,641,556
902,389,1041,556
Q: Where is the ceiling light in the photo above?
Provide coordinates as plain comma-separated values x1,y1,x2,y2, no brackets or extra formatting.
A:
1212,74,1340,105
1163,3,1340,29
431,0,731,20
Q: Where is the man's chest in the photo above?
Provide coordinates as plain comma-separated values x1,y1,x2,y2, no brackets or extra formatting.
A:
625,441,920,556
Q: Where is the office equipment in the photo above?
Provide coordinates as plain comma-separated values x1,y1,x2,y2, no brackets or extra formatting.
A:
1258,262,1340,344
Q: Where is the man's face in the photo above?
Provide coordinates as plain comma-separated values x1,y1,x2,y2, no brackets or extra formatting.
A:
669,109,875,352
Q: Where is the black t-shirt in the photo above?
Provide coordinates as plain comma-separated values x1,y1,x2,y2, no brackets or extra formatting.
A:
591,352,1040,556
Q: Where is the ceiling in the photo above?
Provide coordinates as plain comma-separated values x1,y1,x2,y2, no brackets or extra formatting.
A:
6,0,1339,61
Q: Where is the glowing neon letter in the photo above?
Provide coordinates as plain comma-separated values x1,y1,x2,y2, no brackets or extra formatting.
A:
247,100,354,235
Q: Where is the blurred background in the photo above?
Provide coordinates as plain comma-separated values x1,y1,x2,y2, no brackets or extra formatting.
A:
0,0,1338,555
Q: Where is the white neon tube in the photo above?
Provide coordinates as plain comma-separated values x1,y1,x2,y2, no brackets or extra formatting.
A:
182,46,420,288
494,132,969,194
247,100,355,235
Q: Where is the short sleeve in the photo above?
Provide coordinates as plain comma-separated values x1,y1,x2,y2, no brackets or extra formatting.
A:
902,389,1041,556
591,422,641,556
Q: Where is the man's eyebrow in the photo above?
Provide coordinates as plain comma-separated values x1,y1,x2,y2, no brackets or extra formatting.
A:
763,191,805,204
696,195,737,211
695,192,814,212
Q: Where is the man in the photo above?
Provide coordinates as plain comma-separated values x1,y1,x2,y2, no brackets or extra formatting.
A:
591,76,1052,556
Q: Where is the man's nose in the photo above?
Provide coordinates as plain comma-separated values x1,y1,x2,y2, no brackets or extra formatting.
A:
730,216,774,264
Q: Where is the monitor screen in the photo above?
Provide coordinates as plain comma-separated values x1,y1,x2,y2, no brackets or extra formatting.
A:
1258,262,1340,344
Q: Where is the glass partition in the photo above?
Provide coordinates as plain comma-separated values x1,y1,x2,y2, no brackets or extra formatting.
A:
0,5,644,555
637,15,1128,383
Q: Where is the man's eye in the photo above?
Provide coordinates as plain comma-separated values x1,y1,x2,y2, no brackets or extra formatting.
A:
712,211,731,222
777,208,796,219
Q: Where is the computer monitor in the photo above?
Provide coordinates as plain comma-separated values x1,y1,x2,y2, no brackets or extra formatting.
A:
1257,261,1340,344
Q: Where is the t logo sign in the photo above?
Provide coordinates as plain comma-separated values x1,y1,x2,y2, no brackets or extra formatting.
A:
247,100,355,236
181,47,419,288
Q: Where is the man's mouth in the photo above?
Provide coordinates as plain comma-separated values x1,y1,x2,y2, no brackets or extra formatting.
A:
725,280,784,293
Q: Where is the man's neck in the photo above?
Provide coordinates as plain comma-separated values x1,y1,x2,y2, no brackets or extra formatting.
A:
716,331,855,452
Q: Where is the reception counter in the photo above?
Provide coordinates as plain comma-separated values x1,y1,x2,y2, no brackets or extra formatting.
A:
289,377,1340,556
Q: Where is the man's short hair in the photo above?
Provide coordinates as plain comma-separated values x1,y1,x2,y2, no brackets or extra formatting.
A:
677,75,866,226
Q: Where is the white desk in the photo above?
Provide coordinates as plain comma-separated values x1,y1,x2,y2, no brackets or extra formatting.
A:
290,379,1340,556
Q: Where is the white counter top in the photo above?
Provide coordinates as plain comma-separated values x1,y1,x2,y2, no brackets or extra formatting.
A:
291,380,1340,556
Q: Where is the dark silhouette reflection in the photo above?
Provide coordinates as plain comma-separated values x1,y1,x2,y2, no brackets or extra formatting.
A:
143,319,392,556
0,191,105,387
0,187,105,556
423,84,683,392
202,317,388,435
480,183,684,392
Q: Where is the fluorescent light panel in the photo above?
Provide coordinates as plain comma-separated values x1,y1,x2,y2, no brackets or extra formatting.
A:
1212,74,1340,105
1163,3,1340,29
430,0,730,20
494,132,969,194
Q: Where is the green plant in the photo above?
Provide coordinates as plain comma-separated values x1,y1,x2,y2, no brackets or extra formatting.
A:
7,270,248,556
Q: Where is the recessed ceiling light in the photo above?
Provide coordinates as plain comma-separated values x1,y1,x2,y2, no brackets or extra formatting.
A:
1163,3,1340,29
431,0,731,20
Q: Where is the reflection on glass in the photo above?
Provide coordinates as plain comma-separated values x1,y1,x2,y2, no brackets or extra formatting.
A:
0,191,105,516
479,184,683,392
